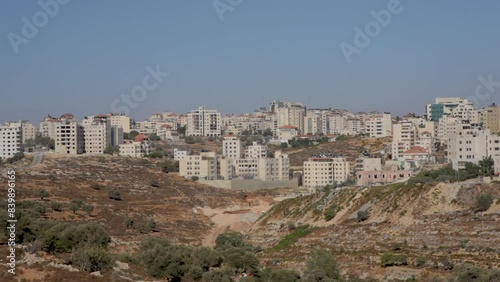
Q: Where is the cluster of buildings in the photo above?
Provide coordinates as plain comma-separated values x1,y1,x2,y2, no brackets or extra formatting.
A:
178,135,290,182
2,96,500,189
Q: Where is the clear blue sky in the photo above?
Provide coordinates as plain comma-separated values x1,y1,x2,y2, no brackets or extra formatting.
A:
1,0,500,123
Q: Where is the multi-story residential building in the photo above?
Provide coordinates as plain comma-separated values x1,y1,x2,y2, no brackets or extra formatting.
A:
157,124,179,141
446,127,495,170
303,156,350,188
119,135,151,158
356,164,414,186
178,114,188,128
219,150,290,181
18,121,37,144
83,115,111,154
363,112,392,138
223,135,241,159
186,107,221,137
275,101,306,134
478,104,500,134
54,120,84,155
392,121,417,160
426,97,477,122
134,120,156,135
173,148,189,161
179,151,219,180
355,156,382,173
110,125,124,146
304,110,322,135
245,141,267,159
277,125,298,142
108,113,131,133
0,122,22,159
40,113,75,140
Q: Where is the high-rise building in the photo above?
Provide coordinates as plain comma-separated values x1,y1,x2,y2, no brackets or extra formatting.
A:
110,125,124,146
54,120,84,155
479,104,500,134
304,110,322,135
426,97,477,122
245,141,267,159
363,113,392,138
108,113,132,133
186,107,221,137
222,135,241,159
83,115,111,154
0,122,22,159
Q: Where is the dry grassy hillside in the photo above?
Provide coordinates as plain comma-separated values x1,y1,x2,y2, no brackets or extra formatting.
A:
284,136,389,166
251,182,500,281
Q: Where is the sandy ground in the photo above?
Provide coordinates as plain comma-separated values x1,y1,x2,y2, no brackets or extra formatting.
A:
200,199,272,247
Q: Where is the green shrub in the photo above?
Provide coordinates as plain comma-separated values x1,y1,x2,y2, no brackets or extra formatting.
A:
82,204,94,216
475,194,493,212
222,247,260,273
37,189,49,200
302,250,341,282
90,183,103,190
380,253,408,267
51,202,62,212
324,205,337,221
215,232,252,251
357,210,370,222
415,256,426,267
108,189,122,201
450,264,500,282
72,246,113,272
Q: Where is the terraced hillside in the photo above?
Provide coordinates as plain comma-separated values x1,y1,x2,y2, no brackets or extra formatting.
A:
250,182,500,281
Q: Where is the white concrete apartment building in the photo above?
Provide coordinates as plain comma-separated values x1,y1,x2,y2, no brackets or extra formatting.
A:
277,125,298,142
426,97,477,122
14,121,37,145
391,121,417,160
446,127,500,171
303,156,350,188
363,113,392,138
119,136,151,158
245,141,267,159
304,110,322,135
108,113,131,133
0,122,22,159
83,116,111,154
275,102,306,134
173,148,189,161
54,120,84,155
157,124,179,141
40,114,75,140
186,107,221,137
179,151,219,180
219,150,290,181
223,135,241,159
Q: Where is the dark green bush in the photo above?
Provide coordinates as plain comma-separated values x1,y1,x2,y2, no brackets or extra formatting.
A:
475,194,493,212
302,250,341,282
380,253,408,267
72,246,113,272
